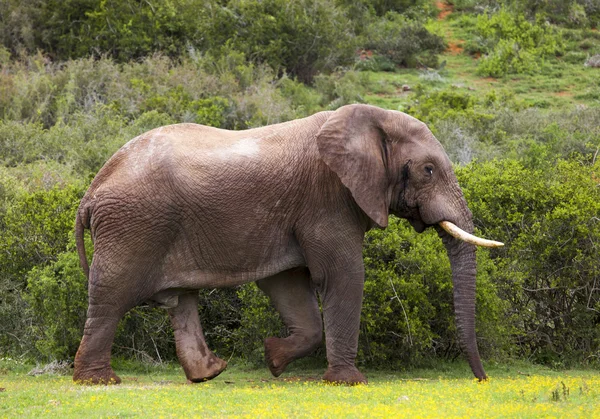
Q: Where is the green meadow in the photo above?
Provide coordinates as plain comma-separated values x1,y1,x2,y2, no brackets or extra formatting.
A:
2,360,600,418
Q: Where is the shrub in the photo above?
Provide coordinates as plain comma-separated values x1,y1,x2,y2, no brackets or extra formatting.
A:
0,183,84,356
313,70,369,109
0,53,308,174
0,0,196,61
362,12,445,68
361,217,510,365
458,158,600,366
336,0,435,17
25,249,88,360
198,0,358,83
452,0,600,27
234,284,284,363
355,54,398,72
406,88,600,165
405,87,505,134
468,8,564,77
0,184,83,282
277,77,323,116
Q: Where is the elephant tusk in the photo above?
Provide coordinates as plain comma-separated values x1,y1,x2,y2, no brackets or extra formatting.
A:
439,221,504,248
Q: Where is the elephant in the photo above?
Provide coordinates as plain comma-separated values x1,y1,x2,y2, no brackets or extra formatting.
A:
73,104,502,385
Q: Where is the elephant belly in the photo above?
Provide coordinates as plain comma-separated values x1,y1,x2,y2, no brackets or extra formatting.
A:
162,229,307,289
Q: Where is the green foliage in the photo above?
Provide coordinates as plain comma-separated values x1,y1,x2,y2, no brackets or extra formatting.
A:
467,8,564,77
361,217,509,365
362,12,446,68
453,0,600,27
0,0,194,61
197,0,357,84
194,97,230,127
405,86,528,135
24,250,88,360
277,77,324,116
336,0,435,18
0,185,83,282
437,105,600,164
0,0,446,84
0,183,84,356
355,54,398,72
235,284,284,363
314,70,369,109
0,54,306,157
407,88,479,124
458,158,600,366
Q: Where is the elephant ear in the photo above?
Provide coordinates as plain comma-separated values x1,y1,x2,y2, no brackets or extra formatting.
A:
316,104,391,228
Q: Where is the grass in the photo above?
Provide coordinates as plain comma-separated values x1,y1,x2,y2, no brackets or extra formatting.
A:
1,359,600,418
362,4,600,111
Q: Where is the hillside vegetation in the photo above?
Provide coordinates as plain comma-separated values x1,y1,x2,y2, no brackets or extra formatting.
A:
0,0,599,371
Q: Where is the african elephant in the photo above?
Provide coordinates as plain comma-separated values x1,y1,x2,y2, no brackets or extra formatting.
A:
73,104,502,385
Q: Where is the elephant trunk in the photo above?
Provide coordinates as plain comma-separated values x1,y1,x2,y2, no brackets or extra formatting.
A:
442,234,487,380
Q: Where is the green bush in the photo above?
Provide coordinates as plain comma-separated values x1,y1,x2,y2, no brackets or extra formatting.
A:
0,0,196,61
404,87,521,133
197,0,358,83
234,284,284,363
467,8,564,77
355,54,398,72
362,12,445,68
452,0,599,27
0,184,83,282
0,54,309,172
361,217,510,365
406,88,600,165
336,0,435,17
0,183,84,356
313,70,370,109
458,158,600,366
25,249,88,360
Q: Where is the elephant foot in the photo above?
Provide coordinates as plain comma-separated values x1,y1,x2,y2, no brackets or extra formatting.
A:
322,365,367,385
185,356,227,383
264,337,292,377
73,366,121,385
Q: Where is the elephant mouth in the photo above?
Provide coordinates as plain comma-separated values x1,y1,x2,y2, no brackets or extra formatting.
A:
407,216,427,233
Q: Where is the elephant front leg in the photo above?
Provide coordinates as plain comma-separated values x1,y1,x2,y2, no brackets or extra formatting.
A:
257,268,323,377
318,263,367,385
168,291,227,382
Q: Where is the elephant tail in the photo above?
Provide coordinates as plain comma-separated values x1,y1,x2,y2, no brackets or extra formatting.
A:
75,206,90,280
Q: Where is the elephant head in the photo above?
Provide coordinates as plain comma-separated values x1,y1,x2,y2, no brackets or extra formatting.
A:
316,104,502,380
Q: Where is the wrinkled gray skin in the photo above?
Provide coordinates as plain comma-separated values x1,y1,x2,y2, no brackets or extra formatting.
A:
73,104,486,385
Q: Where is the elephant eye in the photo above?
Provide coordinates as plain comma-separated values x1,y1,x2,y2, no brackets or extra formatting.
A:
425,166,434,176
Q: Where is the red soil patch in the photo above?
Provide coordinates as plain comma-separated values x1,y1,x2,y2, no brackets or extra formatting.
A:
447,40,464,55
436,1,454,20
555,91,573,97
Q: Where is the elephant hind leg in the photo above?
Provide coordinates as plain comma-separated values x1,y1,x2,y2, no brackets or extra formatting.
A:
257,268,323,377
74,275,131,385
168,291,227,382
73,313,122,385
